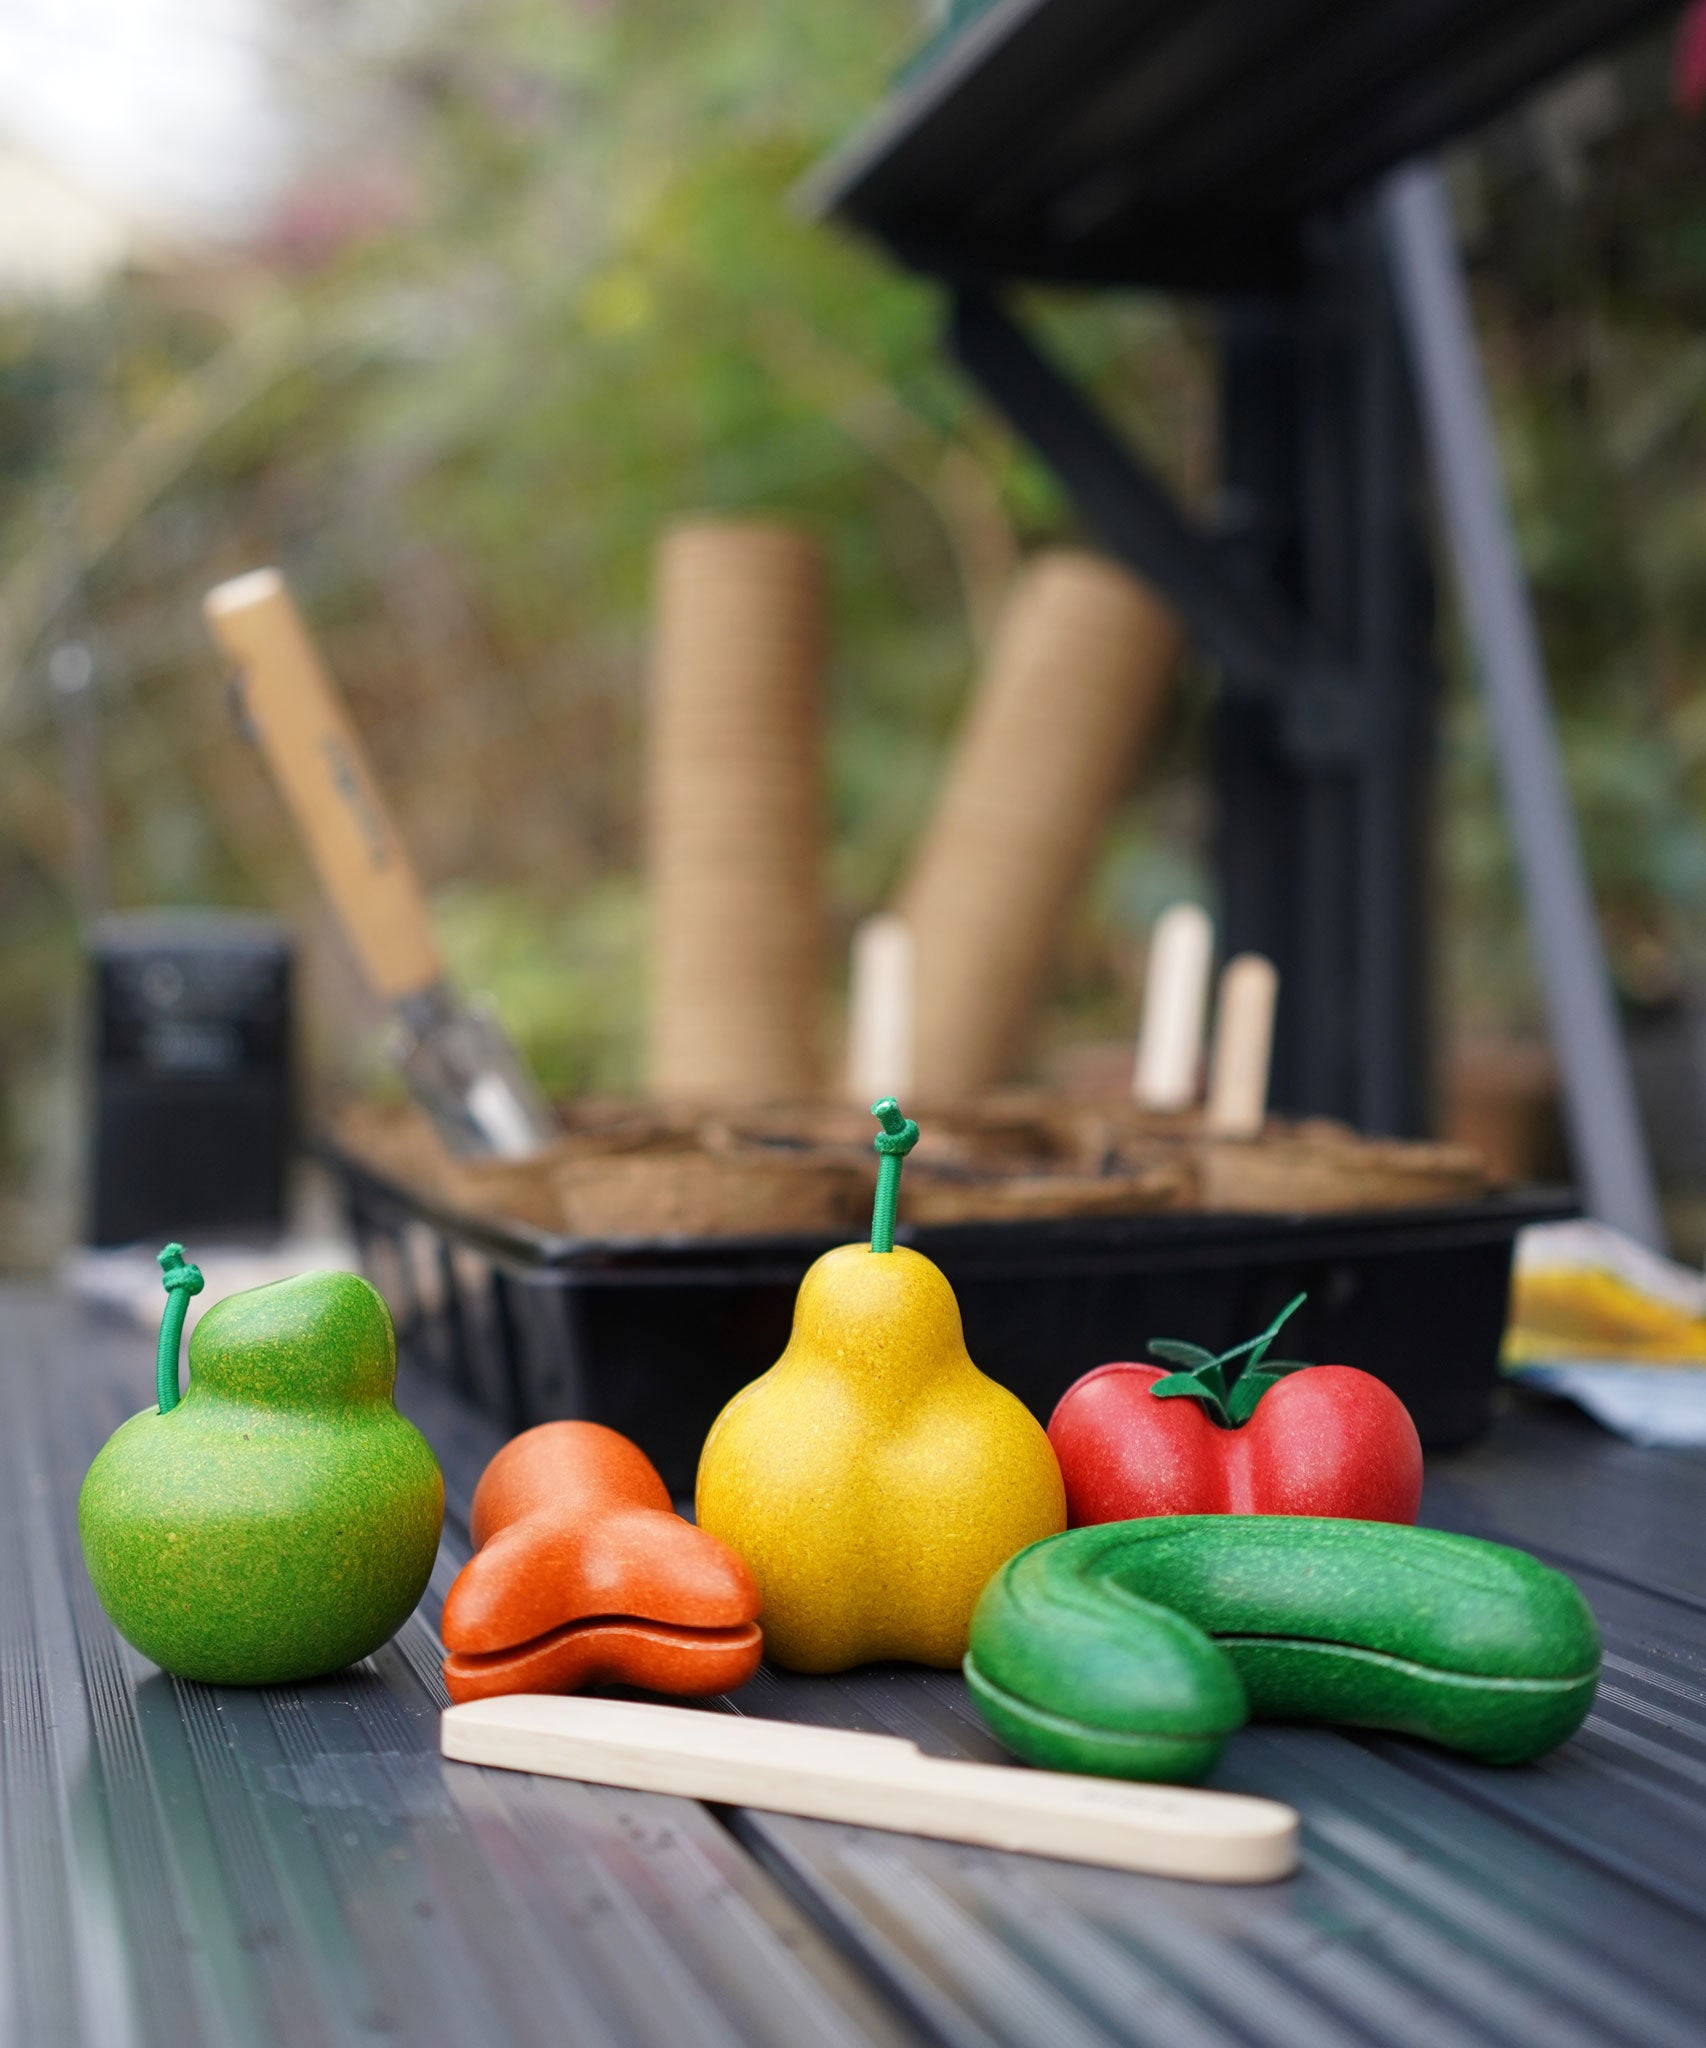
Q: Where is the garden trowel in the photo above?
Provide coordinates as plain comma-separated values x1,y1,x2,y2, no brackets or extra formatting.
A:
203,569,558,1160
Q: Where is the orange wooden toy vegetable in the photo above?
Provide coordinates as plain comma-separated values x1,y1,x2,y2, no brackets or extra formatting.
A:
441,1422,763,1705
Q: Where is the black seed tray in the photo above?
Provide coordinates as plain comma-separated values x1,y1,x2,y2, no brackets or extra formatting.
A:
323,1141,1573,1497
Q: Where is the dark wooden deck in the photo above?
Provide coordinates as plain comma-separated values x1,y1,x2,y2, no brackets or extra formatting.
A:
6,1288,1705,2047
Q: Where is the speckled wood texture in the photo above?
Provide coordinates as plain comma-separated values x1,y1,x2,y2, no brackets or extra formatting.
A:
79,1269,443,1684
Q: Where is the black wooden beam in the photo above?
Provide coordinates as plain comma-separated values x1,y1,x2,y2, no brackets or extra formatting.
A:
949,290,1303,691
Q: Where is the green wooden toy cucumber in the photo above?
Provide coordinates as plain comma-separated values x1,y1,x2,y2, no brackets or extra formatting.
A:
965,1516,1601,1781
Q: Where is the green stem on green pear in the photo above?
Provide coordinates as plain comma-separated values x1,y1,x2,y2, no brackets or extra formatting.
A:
155,1243,205,1414
869,1098,920,1255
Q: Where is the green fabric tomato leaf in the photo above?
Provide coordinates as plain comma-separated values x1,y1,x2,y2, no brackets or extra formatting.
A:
1241,1293,1308,1372
1144,1295,1315,1429
1148,1367,1234,1429
1148,1339,1221,1370
1227,1371,1282,1425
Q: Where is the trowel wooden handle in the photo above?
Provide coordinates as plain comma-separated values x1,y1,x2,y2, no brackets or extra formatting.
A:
441,1695,1300,1884
204,569,442,1002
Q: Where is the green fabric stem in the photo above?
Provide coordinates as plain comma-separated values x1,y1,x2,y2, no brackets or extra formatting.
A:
155,1243,205,1414
868,1098,920,1254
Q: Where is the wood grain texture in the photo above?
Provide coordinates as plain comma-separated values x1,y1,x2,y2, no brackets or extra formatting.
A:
440,1694,1300,1883
647,521,826,1102
204,568,442,1001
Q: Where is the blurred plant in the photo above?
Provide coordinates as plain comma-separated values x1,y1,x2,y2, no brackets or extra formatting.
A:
0,0,1211,1260
20,3,1706,1261
1445,36,1706,1035
432,874,647,1098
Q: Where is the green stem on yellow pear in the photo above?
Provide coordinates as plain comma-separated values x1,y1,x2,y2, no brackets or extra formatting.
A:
869,1098,920,1254
155,1243,205,1414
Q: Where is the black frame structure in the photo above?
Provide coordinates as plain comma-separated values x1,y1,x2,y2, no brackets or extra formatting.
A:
806,0,1672,1244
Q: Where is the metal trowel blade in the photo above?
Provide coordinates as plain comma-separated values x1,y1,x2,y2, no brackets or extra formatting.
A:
393,983,558,1160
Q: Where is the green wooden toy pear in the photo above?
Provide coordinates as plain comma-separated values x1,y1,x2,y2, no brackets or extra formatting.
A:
79,1245,444,1684
696,1102,1065,1672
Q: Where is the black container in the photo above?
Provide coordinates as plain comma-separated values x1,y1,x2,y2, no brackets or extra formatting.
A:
328,1143,1572,1495
89,913,294,1247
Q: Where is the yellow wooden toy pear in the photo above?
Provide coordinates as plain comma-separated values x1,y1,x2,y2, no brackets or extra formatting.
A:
696,1100,1065,1672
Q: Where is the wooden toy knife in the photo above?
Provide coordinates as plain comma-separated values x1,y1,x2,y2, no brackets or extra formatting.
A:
204,568,558,1160
441,1694,1301,1883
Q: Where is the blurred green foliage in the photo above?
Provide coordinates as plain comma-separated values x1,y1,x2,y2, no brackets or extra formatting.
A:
0,0,1212,1258
1448,45,1706,1026
4,5,1706,1258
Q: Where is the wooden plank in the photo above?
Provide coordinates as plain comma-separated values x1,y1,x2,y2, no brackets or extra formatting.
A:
1423,1397,1706,1599
34,1281,1706,2048
1,1292,921,2048
714,1648,1706,2048
681,1418,1706,2048
407,1329,1706,2044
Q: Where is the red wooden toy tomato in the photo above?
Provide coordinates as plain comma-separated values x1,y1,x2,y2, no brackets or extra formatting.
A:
1047,1295,1423,1526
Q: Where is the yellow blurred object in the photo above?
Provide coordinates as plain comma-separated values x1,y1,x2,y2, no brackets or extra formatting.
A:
1505,1263,1706,1366
695,1242,1065,1673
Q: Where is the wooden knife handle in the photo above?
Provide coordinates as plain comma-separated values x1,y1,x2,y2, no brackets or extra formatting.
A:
204,569,442,1002
440,1695,1300,1884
